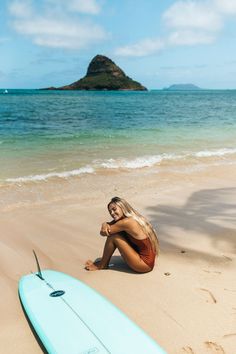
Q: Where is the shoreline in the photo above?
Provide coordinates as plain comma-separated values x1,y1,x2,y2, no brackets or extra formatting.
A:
1,147,236,185
0,163,235,353
1,158,236,210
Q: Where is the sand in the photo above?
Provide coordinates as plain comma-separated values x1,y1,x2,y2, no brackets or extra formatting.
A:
0,162,236,354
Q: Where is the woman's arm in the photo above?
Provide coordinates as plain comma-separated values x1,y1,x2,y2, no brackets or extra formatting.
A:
100,219,118,236
100,218,135,236
105,218,130,235
100,222,111,236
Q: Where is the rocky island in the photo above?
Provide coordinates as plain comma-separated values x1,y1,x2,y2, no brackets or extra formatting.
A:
44,55,147,91
163,84,202,91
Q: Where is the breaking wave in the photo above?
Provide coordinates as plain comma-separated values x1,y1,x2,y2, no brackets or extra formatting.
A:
5,147,236,183
6,166,94,183
193,147,236,157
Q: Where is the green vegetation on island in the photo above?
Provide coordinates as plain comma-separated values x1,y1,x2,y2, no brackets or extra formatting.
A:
43,55,147,91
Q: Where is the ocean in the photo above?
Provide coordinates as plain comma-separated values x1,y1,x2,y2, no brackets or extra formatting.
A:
1,89,236,185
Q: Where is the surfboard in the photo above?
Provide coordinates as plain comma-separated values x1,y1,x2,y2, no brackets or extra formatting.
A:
19,269,167,354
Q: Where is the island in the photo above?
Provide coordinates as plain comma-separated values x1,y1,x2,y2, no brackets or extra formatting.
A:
163,84,202,91
43,55,147,91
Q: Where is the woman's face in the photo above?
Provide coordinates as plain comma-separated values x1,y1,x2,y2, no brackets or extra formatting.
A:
108,203,124,221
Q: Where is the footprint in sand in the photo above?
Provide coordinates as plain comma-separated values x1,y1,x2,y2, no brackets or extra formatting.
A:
205,341,225,353
224,288,236,292
181,346,195,353
222,255,232,262
199,288,217,304
203,269,221,274
232,308,236,315
223,333,236,338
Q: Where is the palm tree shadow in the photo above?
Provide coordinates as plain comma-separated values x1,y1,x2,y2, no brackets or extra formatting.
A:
146,187,236,262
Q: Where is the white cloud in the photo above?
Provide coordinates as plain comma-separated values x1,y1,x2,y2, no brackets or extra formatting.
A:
168,30,215,46
163,1,222,32
115,38,164,57
44,0,101,15
8,0,107,50
214,0,236,15
12,17,106,49
68,0,101,14
114,0,236,58
8,0,33,18
114,0,222,57
163,0,236,47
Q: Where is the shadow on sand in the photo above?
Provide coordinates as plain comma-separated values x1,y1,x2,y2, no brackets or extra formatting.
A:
19,295,48,353
92,256,138,274
146,187,236,262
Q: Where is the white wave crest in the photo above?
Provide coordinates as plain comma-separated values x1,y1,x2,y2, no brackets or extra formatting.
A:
194,147,236,158
98,148,236,170
5,147,236,184
6,166,94,183
99,153,179,169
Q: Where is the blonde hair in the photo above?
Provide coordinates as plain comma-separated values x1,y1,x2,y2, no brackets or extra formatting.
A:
108,196,159,255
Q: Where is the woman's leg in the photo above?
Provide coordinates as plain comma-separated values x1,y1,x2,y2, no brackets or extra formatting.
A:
85,233,151,273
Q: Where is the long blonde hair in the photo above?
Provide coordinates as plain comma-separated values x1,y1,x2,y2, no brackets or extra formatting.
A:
108,196,159,255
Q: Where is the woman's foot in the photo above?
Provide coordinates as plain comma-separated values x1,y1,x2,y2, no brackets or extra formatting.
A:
85,260,94,267
85,260,108,271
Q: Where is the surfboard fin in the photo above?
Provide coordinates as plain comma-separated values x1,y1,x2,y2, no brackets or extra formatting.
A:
33,250,44,280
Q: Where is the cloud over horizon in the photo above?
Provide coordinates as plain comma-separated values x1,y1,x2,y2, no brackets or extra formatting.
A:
8,0,108,50
115,0,236,57
115,38,164,57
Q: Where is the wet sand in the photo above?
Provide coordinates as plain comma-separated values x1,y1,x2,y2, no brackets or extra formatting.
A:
0,163,236,354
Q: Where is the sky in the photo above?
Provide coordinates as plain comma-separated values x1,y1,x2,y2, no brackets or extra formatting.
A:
1,0,236,89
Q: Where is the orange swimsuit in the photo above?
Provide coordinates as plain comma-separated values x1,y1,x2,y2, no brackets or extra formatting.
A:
127,234,156,269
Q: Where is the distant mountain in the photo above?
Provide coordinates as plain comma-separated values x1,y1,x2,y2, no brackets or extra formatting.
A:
163,84,202,91
43,55,147,91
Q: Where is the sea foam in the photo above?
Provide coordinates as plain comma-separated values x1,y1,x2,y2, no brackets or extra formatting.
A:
6,166,94,183
5,147,236,184
97,148,236,171
194,147,236,158
99,153,180,169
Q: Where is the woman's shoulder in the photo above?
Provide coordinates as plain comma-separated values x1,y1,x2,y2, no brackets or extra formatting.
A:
115,217,136,227
123,217,141,230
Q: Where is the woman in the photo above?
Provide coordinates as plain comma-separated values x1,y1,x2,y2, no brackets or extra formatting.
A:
85,197,159,273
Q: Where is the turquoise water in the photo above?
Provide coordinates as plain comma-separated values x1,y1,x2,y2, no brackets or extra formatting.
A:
0,89,236,183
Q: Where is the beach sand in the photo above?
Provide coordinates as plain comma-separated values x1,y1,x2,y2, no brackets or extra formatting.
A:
0,162,236,354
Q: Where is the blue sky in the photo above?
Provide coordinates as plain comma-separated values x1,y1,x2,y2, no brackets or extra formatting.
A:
1,0,236,89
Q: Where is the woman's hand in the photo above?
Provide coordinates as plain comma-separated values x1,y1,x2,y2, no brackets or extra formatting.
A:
100,222,111,236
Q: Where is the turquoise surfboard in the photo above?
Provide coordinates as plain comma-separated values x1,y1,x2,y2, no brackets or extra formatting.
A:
19,269,167,354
